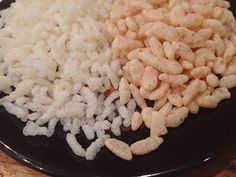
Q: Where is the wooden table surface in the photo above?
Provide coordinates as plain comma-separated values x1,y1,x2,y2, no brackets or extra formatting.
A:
0,142,235,177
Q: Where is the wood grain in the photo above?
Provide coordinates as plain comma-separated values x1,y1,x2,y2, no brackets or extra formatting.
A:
0,143,235,177
0,151,48,177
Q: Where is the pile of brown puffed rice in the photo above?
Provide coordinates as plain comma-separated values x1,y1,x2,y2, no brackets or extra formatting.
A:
104,0,236,160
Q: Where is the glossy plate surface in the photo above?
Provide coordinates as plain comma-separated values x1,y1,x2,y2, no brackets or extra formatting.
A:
0,1,236,177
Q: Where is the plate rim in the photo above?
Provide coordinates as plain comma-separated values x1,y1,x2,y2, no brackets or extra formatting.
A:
0,137,232,177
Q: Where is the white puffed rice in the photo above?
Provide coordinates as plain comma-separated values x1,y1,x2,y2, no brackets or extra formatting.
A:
0,0,133,161
111,116,122,136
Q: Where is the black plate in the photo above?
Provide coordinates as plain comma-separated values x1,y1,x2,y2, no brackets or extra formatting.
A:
0,1,236,177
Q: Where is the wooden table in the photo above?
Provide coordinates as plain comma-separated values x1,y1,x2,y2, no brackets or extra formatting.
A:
0,143,235,177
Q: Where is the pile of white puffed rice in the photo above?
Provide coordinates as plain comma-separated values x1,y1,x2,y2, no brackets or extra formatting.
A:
0,0,236,161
